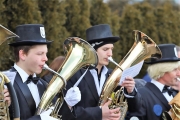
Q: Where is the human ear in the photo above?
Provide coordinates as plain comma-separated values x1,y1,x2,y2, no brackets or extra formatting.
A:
19,50,26,61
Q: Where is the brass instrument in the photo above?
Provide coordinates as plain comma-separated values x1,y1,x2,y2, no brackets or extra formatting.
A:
36,37,98,119
99,30,162,120
161,92,180,120
0,24,20,120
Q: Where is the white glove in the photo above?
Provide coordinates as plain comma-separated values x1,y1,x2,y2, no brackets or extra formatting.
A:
64,86,81,107
40,107,58,120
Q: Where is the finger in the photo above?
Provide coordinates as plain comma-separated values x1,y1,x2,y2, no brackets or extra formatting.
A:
103,98,112,106
109,109,121,118
4,91,10,98
123,80,135,84
110,107,120,113
4,96,11,106
125,77,134,81
3,88,8,94
122,82,135,88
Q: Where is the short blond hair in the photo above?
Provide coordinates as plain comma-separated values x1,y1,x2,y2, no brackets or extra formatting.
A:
147,61,180,80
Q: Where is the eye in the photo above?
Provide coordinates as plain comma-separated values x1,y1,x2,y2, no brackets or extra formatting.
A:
37,52,43,55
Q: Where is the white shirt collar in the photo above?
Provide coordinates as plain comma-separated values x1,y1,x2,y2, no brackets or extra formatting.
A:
14,64,36,83
151,79,165,92
90,66,108,96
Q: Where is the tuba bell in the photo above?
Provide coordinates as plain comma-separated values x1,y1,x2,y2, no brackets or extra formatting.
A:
99,30,162,120
36,37,98,119
161,92,180,120
0,24,20,120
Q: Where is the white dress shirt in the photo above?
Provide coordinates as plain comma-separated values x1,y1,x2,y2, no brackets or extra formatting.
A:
90,66,136,98
14,64,40,107
151,79,173,102
90,66,108,96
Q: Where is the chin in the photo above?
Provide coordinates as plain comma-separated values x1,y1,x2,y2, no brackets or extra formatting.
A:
36,70,42,74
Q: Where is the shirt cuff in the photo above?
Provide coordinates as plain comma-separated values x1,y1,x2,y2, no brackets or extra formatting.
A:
124,87,137,98
40,114,58,120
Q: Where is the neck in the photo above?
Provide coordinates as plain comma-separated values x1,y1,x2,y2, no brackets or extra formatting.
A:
16,62,32,75
157,78,168,86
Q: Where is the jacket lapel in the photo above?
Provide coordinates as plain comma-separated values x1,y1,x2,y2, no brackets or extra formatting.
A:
11,67,36,115
146,82,171,110
82,70,99,102
37,79,47,98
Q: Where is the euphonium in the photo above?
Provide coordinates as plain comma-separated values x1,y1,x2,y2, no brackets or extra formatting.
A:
0,24,20,120
161,92,180,120
99,30,162,120
36,37,98,119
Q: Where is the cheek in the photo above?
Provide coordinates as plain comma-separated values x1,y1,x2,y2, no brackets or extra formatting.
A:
27,56,39,66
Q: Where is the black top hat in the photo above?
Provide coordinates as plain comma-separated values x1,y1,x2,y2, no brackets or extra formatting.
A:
86,24,120,49
9,24,52,46
146,44,180,64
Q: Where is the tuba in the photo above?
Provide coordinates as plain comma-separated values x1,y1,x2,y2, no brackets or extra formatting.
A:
161,92,180,120
36,37,98,119
99,30,162,120
0,24,20,120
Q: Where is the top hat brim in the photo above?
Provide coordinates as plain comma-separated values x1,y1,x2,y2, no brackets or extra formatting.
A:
145,58,180,64
8,40,52,46
87,36,120,44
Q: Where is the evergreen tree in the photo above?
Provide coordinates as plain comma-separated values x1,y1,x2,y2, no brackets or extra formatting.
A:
78,0,91,39
4,0,42,30
65,0,87,38
90,0,111,25
0,0,42,70
0,0,6,25
38,0,69,63
107,0,130,16
0,0,7,70
154,3,180,44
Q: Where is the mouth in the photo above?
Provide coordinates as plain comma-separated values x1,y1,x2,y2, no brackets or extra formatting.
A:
105,58,109,62
39,65,44,69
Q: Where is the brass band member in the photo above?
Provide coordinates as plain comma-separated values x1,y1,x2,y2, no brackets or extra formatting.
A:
59,24,142,120
127,44,180,120
7,24,60,120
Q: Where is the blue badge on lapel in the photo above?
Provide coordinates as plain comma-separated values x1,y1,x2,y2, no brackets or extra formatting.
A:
153,104,162,116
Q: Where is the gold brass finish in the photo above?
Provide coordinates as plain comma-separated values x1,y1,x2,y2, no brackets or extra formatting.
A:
99,30,162,120
36,37,98,119
0,24,19,45
162,92,180,120
0,24,20,120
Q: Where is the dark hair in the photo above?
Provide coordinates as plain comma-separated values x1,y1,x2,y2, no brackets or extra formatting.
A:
13,45,35,62
41,56,65,77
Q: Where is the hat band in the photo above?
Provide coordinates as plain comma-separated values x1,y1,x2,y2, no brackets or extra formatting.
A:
91,41,113,50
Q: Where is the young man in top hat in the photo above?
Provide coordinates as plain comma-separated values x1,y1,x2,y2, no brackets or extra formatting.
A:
127,44,180,120
7,24,77,120
59,24,142,120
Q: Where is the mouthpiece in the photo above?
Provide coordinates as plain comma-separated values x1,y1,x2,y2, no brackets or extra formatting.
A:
108,57,123,71
43,64,67,86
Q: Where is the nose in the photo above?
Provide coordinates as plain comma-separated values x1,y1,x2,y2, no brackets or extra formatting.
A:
177,69,180,76
107,49,113,57
43,54,48,62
